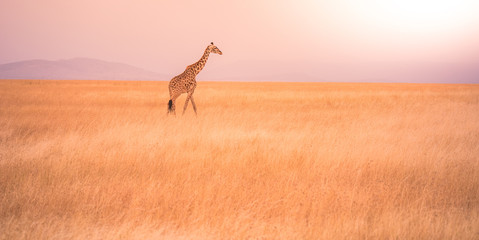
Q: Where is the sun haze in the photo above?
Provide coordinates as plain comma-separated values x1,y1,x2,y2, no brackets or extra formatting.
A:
0,0,478,82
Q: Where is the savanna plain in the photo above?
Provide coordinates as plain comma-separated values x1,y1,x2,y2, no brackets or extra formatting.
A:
1,79,478,239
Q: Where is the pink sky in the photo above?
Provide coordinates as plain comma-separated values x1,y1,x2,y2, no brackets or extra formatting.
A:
1,0,478,83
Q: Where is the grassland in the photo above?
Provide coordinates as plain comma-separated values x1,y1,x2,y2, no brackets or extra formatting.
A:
1,79,478,239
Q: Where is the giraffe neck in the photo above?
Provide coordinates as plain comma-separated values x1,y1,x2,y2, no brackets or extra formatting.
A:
191,47,211,75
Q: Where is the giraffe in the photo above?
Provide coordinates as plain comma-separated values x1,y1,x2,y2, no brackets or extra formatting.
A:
167,42,222,115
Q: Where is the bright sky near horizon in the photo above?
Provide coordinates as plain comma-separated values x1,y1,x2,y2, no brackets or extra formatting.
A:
1,0,478,82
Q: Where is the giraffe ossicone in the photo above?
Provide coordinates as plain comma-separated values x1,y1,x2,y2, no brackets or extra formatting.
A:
167,42,223,116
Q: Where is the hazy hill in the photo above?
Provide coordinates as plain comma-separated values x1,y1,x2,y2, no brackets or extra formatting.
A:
0,58,170,80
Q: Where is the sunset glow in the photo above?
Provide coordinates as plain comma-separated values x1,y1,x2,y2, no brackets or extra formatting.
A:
346,0,478,33
0,0,478,82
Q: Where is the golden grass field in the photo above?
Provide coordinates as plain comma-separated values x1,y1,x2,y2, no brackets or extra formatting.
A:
1,79,478,239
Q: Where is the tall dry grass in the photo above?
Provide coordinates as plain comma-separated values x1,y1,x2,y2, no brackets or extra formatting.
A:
0,79,478,239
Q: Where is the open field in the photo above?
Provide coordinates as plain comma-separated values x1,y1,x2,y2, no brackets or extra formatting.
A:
1,79,479,239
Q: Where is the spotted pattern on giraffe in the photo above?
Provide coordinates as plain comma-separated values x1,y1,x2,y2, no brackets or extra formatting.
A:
167,42,222,115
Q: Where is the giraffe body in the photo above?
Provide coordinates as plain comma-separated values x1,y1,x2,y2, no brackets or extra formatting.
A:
167,42,222,115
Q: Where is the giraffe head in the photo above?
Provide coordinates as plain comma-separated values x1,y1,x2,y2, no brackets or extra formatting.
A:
208,42,223,55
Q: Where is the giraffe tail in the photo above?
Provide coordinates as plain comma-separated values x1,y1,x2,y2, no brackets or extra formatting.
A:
168,99,173,112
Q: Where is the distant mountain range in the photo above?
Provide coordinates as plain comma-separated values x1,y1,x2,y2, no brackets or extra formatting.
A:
1,58,477,83
0,58,170,80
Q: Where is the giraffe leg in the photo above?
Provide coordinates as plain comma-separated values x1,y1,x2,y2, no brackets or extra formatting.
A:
190,95,197,115
168,93,181,116
182,93,192,115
